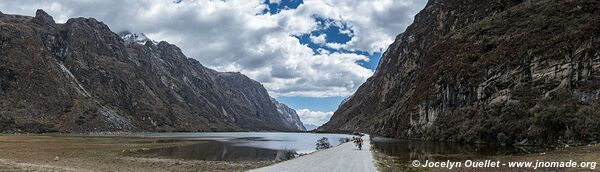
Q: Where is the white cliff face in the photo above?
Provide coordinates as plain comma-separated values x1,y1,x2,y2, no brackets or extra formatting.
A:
271,98,306,131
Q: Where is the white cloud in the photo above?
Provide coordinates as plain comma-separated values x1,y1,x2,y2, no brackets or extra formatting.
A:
0,0,426,98
296,0,425,52
325,42,346,50
296,109,333,126
309,34,326,44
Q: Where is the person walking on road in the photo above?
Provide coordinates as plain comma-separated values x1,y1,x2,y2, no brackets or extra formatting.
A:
353,136,363,150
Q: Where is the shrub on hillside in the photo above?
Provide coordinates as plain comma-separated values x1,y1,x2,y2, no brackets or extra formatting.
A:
275,149,297,161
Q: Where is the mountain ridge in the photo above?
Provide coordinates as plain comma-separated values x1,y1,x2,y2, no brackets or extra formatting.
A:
0,10,305,132
320,0,600,145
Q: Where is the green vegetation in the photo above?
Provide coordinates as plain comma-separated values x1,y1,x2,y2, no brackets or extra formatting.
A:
316,137,332,150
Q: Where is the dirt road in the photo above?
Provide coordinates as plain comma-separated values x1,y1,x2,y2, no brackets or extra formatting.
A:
250,135,377,172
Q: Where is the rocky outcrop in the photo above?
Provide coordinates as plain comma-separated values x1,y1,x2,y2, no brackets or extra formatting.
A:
31,9,55,27
320,0,600,145
0,10,304,132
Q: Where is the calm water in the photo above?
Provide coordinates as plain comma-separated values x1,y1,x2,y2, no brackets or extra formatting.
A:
371,136,546,162
133,132,353,161
118,132,547,163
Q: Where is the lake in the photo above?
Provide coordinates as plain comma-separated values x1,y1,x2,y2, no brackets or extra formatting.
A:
125,132,353,161
95,132,547,164
371,136,547,165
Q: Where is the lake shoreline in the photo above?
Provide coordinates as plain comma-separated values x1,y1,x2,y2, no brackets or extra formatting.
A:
373,142,600,171
0,134,275,172
0,132,352,171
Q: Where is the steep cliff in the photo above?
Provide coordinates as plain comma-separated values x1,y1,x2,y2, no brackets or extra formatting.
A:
0,10,304,132
271,98,306,131
320,0,600,145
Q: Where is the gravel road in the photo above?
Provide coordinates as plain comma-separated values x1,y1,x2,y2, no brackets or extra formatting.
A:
250,135,377,172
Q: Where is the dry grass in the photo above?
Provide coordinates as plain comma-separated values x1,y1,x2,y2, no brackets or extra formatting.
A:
0,134,274,172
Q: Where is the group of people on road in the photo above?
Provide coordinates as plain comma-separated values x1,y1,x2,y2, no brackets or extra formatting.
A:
352,135,363,150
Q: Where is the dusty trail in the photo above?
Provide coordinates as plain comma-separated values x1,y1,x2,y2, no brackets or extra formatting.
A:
250,135,377,172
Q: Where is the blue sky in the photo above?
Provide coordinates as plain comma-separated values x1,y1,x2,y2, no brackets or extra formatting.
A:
261,0,303,15
266,0,380,114
277,96,345,112
0,0,425,127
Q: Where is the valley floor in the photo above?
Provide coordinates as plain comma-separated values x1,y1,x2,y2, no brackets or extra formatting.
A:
0,134,273,172
1,134,599,172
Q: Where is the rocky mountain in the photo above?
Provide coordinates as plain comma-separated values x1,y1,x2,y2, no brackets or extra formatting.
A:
270,98,306,131
320,0,600,145
0,10,305,132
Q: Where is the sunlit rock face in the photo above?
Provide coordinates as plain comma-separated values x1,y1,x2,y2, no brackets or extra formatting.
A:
271,98,306,131
0,10,304,132
320,0,600,145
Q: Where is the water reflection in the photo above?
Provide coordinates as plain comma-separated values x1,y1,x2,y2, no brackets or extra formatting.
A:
371,137,545,162
141,132,351,154
134,132,352,161
143,140,285,161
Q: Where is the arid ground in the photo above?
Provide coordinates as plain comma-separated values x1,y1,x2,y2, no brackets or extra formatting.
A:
0,134,273,172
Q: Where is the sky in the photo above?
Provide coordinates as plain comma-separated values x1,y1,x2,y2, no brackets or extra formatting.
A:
0,0,426,127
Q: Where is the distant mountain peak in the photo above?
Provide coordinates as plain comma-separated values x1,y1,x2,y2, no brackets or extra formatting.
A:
118,31,155,45
303,124,318,131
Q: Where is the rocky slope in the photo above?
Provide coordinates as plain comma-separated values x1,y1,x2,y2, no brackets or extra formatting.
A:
320,0,600,145
270,98,306,131
0,10,304,132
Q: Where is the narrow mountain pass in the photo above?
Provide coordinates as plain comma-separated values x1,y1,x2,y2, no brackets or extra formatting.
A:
250,135,377,172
